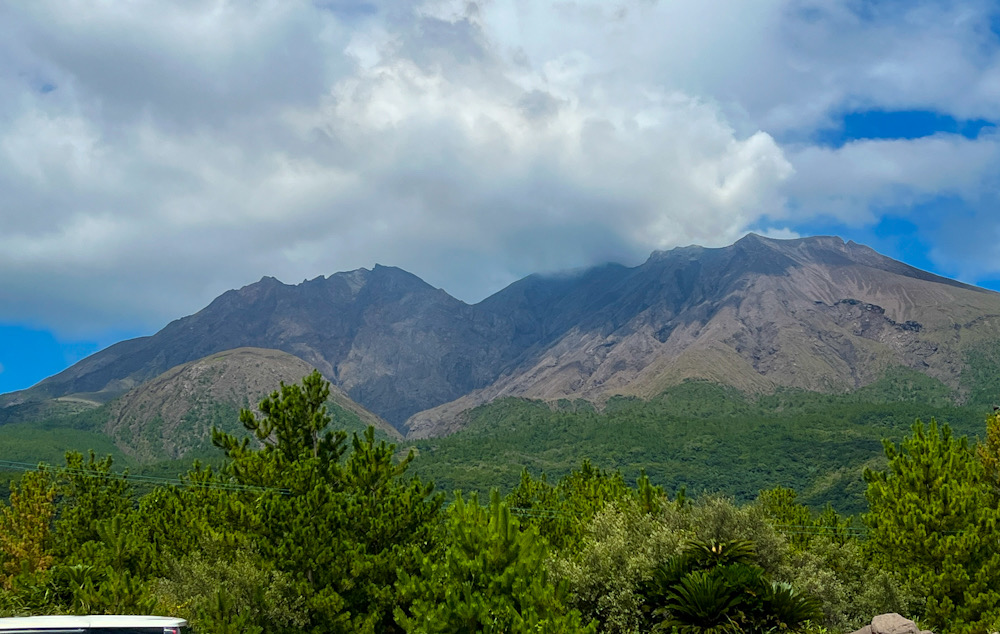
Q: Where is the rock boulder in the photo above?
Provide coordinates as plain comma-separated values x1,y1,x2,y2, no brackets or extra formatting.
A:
852,613,932,634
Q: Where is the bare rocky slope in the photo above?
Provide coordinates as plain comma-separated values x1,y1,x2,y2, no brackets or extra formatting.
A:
2,265,517,429
104,347,396,460
5,234,1000,438
406,235,1000,436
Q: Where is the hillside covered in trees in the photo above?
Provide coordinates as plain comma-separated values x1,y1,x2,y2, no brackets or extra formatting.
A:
3,361,996,518
406,367,991,514
2,372,1000,633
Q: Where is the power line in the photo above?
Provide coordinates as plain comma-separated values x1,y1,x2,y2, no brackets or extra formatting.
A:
771,523,968,537
772,523,867,533
508,506,577,519
0,460,971,536
0,459,290,495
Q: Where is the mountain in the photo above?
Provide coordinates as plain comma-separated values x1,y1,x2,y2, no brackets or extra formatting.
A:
3,266,522,429
5,234,1000,438
103,347,397,460
408,234,1000,435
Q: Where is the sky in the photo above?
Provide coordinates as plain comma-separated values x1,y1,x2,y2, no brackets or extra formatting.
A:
2,0,1000,393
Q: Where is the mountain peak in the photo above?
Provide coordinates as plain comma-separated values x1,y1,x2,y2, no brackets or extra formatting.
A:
735,231,769,244
10,235,1000,441
333,268,371,296
353,263,439,296
645,243,707,263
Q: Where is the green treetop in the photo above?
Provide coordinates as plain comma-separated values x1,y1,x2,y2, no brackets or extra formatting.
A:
864,419,1000,632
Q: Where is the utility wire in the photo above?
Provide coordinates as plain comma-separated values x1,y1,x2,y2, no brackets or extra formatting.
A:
0,459,290,495
0,461,972,534
772,523,868,533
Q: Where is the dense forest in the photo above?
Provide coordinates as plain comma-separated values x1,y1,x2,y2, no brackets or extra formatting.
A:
408,367,990,514
2,371,1000,633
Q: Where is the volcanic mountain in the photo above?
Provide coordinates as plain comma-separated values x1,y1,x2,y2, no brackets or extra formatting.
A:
5,234,1000,439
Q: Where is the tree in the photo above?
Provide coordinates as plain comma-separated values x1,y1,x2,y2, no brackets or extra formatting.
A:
757,486,856,549
212,369,348,487
395,490,595,633
864,419,1000,631
212,371,442,633
0,470,56,588
977,410,1000,495
153,537,307,633
548,500,686,634
505,461,636,551
53,451,133,559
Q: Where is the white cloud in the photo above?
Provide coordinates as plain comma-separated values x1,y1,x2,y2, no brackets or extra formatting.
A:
0,0,998,335
751,227,801,241
784,131,1000,222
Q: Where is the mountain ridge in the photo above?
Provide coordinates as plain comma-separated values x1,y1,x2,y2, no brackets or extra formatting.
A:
5,234,1000,439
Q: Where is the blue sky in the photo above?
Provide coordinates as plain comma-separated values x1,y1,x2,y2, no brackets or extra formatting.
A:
2,0,1000,393
0,326,103,393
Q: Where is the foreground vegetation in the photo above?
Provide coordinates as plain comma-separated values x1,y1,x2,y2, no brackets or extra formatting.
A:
2,371,1000,632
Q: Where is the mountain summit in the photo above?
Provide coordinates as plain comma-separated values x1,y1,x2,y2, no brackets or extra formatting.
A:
6,235,1000,437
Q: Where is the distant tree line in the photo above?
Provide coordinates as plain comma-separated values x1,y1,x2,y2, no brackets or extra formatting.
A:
1,370,1000,633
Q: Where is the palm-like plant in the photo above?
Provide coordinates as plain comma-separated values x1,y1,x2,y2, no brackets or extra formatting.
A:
759,582,823,631
656,570,743,634
686,539,757,569
643,539,822,634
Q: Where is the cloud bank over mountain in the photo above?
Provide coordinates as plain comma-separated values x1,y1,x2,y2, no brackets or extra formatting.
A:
1,0,999,337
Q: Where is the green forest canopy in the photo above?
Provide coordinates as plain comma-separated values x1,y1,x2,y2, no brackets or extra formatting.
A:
2,370,1000,632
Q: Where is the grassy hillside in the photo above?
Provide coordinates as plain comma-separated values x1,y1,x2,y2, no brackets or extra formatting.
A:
406,368,988,514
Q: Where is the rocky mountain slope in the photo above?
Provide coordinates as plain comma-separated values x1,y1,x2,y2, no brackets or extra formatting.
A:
5,266,519,428
5,234,1000,438
103,347,395,460
408,235,1000,436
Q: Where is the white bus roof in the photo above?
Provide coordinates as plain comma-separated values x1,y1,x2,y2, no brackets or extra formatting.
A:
0,615,186,629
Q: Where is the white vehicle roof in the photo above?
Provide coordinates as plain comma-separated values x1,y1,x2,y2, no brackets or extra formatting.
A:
0,615,186,630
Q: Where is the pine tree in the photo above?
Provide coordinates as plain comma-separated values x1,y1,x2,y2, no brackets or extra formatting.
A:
977,410,1000,495
395,490,596,633
0,470,56,588
757,486,855,549
864,419,1000,631
53,451,133,558
212,369,348,487
505,461,636,551
212,371,442,633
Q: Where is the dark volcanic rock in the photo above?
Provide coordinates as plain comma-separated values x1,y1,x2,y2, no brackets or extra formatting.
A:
12,265,522,429
6,234,1000,436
